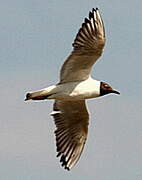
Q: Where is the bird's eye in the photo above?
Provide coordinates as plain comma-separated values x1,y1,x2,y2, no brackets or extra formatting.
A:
104,84,109,88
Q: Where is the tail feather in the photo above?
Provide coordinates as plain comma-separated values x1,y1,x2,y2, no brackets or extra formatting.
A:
25,85,56,101
25,92,49,101
25,93,31,101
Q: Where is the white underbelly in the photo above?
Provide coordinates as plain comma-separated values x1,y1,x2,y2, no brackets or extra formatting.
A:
48,78,100,100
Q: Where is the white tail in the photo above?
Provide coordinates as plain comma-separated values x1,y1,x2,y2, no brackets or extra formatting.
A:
25,85,56,101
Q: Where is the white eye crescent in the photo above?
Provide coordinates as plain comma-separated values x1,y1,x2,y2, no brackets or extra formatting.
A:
104,84,109,88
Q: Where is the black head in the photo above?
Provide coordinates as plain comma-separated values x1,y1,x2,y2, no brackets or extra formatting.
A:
100,82,120,96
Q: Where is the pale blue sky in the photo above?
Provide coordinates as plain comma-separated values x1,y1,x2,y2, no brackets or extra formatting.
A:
1,0,142,179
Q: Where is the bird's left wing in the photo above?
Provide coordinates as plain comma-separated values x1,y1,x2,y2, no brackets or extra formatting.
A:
51,100,89,170
59,8,105,83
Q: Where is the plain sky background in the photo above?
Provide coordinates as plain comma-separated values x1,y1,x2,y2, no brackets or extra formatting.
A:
1,0,142,179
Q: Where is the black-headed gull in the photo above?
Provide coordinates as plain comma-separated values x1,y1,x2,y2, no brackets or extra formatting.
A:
25,8,120,170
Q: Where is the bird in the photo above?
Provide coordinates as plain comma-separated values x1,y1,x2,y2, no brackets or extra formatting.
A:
25,8,120,170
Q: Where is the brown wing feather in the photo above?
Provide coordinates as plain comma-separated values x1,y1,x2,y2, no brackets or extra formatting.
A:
51,100,89,170
60,8,105,83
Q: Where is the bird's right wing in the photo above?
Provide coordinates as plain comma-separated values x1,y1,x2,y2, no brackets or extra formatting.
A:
51,100,89,170
59,8,105,83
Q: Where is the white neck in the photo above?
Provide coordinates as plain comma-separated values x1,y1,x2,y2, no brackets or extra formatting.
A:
87,77,101,97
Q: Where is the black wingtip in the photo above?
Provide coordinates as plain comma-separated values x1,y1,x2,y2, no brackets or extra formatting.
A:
89,11,93,19
92,8,95,11
56,152,61,157
56,150,71,171
65,166,70,171
85,18,90,23
92,7,99,12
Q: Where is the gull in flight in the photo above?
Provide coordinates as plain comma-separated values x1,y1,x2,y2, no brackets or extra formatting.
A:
25,8,120,170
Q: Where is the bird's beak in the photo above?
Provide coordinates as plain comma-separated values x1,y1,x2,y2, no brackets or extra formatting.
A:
111,89,120,95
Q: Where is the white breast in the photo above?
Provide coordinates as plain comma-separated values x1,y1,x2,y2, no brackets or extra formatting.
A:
70,77,100,99
50,77,101,100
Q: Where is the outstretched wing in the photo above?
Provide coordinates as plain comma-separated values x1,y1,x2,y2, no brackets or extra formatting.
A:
60,8,105,83
51,100,89,170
